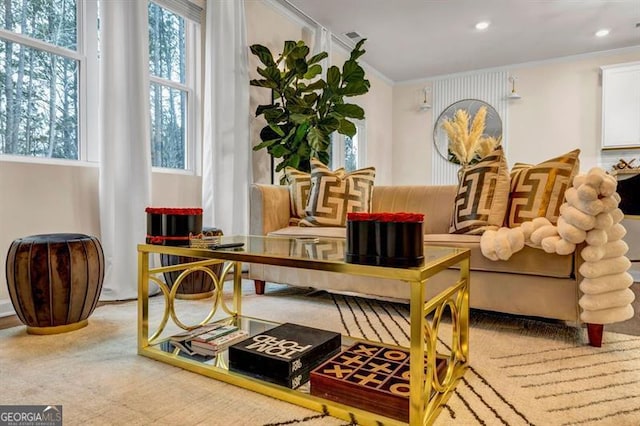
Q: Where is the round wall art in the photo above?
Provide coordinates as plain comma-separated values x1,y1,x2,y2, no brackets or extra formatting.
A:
433,99,502,164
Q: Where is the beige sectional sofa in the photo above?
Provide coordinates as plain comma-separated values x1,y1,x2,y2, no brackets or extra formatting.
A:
249,183,614,346
249,184,590,329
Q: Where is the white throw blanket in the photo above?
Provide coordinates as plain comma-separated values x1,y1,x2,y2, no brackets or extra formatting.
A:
480,167,635,324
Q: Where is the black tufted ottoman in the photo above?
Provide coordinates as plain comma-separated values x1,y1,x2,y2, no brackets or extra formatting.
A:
5,233,105,334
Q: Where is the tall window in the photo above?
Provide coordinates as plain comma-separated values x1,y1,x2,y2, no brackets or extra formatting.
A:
0,0,202,167
331,120,366,172
0,0,91,160
148,1,201,171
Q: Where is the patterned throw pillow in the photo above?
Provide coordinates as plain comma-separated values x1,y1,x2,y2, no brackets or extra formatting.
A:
299,159,376,227
449,146,510,235
285,167,312,219
507,149,580,227
285,166,345,219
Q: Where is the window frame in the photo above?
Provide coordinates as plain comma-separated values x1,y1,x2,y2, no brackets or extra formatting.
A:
0,0,203,175
148,1,202,175
0,0,99,164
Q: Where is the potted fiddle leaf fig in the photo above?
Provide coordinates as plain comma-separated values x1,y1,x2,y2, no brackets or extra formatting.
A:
250,39,370,182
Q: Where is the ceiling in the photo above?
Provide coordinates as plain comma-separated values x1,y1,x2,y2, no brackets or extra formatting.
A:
287,0,640,83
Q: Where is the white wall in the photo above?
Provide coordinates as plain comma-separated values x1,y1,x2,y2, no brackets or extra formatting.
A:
393,48,640,184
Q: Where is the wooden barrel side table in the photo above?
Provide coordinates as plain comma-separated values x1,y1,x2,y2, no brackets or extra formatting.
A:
5,233,105,334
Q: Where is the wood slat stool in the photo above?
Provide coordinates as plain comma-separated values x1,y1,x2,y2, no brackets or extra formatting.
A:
5,233,104,334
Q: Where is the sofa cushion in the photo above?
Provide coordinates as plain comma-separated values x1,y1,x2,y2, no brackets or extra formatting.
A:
423,234,573,278
450,147,510,235
371,185,457,234
268,227,573,278
269,226,346,239
300,159,376,227
507,149,580,227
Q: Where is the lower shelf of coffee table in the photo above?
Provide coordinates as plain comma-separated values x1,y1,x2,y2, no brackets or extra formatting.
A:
139,316,462,426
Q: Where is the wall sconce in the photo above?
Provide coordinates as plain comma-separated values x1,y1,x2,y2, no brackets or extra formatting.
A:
419,87,431,111
508,76,521,100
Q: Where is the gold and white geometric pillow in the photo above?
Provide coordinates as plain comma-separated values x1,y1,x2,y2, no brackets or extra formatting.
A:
449,146,510,235
299,158,375,227
285,166,345,219
285,167,312,219
507,149,580,227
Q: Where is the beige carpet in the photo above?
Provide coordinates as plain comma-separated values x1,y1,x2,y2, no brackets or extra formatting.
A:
1,281,639,426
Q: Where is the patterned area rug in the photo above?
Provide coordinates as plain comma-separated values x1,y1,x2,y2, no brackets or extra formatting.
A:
250,285,640,426
0,281,638,425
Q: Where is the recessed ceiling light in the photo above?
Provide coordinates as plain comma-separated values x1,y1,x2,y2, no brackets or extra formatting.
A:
595,29,610,37
475,21,490,30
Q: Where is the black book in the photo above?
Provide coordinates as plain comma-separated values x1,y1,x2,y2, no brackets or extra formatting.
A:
230,366,312,389
228,323,341,381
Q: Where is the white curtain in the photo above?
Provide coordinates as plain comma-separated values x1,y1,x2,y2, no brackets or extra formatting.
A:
314,25,332,81
202,0,251,236
98,1,152,301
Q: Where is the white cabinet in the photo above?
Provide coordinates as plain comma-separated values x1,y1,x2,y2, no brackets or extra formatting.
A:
601,62,640,149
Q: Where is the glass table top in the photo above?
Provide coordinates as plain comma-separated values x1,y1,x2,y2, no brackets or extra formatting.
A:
139,235,469,281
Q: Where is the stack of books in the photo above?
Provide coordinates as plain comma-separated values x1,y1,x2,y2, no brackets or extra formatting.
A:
228,323,341,389
169,323,248,357
190,326,249,356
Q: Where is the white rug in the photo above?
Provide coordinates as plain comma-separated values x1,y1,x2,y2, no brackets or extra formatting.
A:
1,281,639,426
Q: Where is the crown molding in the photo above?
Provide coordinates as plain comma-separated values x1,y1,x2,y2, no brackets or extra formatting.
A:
397,45,640,86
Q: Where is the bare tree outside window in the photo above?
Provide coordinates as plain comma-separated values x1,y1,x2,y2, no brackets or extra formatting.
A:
148,2,187,170
0,0,78,159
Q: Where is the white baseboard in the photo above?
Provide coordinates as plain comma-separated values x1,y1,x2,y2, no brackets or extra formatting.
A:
0,299,16,318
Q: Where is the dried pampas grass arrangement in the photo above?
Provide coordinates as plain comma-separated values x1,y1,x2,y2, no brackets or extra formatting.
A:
442,106,501,166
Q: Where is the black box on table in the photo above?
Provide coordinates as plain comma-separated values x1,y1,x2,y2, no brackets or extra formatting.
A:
228,323,341,388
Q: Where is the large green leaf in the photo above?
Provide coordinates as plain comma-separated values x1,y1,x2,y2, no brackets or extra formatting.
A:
304,64,322,80
307,127,326,152
333,103,365,119
250,44,276,67
293,122,310,142
326,66,341,88
282,41,297,58
268,123,285,137
253,138,280,151
338,119,357,137
341,80,370,96
289,113,311,125
257,65,281,84
264,107,285,123
249,78,278,89
342,61,365,83
293,58,308,76
308,51,328,65
270,144,290,158
289,44,310,59
303,93,318,105
302,80,325,92
255,104,276,116
259,125,281,142
318,116,340,133
288,153,301,169
349,39,367,61
288,104,313,114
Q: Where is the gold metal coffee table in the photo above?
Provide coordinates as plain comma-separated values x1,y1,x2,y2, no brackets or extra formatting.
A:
137,235,470,425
